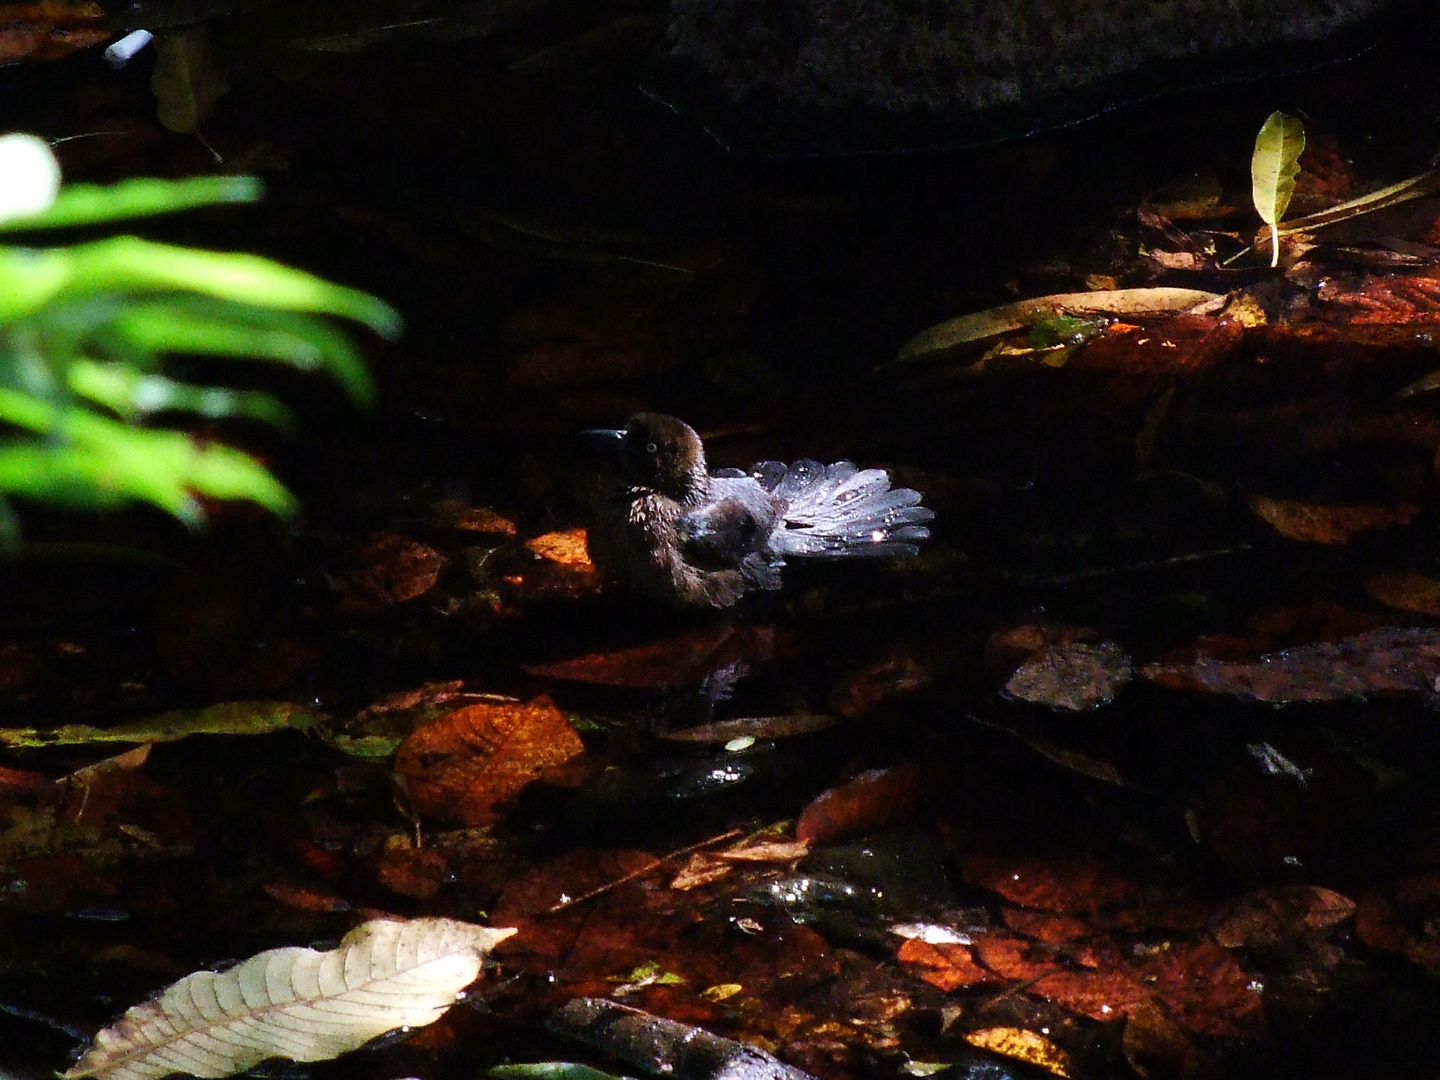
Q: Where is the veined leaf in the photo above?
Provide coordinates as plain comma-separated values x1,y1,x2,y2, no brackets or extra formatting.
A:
64,917,517,1080
1251,111,1305,268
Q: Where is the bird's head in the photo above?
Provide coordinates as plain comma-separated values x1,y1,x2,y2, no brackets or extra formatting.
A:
584,413,708,501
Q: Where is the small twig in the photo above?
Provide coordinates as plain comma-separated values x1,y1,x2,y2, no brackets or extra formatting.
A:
545,828,743,915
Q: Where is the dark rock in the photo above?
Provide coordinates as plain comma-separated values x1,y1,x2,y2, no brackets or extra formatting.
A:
646,0,1434,155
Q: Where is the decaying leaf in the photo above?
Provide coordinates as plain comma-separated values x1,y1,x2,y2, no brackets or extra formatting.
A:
1247,495,1418,544
0,701,315,748
892,288,1221,363
795,764,928,846
65,916,516,1080
1365,571,1440,616
964,1027,1072,1078
1002,641,1133,711
1142,627,1440,703
1252,111,1305,267
392,696,585,825
150,28,228,134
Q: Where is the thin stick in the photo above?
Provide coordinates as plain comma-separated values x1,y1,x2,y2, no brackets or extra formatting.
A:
545,828,744,915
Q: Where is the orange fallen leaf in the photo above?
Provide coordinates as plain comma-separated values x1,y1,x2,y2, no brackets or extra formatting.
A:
795,764,927,846
393,696,584,826
333,533,446,614
1248,495,1419,544
896,938,992,991
1365,570,1440,616
525,528,593,567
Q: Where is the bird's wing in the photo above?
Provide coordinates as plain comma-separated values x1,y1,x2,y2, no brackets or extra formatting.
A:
679,476,780,570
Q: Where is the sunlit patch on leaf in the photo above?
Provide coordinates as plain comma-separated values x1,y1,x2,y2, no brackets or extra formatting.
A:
896,938,992,992
1252,111,1305,267
330,533,447,615
963,1027,1072,1077
392,696,584,826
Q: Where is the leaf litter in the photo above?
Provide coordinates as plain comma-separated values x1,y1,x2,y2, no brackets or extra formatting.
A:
13,32,1440,1080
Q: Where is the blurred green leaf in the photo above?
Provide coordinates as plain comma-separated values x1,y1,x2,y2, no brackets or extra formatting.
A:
0,175,261,232
0,388,296,523
67,360,297,429
102,297,374,405
0,237,403,335
0,156,397,530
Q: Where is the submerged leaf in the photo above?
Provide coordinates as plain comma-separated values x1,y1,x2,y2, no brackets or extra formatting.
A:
64,916,516,1080
892,288,1220,363
393,696,585,825
0,701,315,748
1252,111,1306,267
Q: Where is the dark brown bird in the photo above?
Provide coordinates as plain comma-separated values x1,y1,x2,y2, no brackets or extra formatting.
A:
585,413,933,608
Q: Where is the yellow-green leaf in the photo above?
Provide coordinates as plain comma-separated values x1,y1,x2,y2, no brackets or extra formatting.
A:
1251,111,1305,267
0,701,316,748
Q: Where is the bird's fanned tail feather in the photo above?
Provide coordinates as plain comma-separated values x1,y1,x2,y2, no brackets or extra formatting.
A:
756,459,934,559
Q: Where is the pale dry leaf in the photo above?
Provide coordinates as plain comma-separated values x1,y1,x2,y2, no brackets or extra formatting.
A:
65,917,517,1080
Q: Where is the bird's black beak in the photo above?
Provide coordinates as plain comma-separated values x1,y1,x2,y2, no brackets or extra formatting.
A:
580,427,625,442
579,427,626,460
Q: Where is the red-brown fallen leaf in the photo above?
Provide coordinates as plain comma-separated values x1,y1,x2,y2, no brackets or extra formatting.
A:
0,762,58,801
1316,269,1440,323
261,880,351,913
1211,885,1356,949
963,851,1136,914
896,938,993,991
0,2,103,21
392,696,584,826
1188,738,1377,881
1247,495,1419,543
494,848,835,1014
0,2,106,62
828,650,929,718
1365,571,1440,616
1133,940,1265,1038
1142,627,1440,702
1354,890,1409,953
1122,1002,1206,1079
1354,876,1440,972
973,934,1059,980
333,533,446,614
375,841,450,900
1025,967,1152,1024
524,624,771,689
1002,907,1090,944
795,764,928,846
493,848,660,959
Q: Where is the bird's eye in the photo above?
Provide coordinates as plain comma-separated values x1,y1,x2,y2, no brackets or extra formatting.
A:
645,442,658,454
